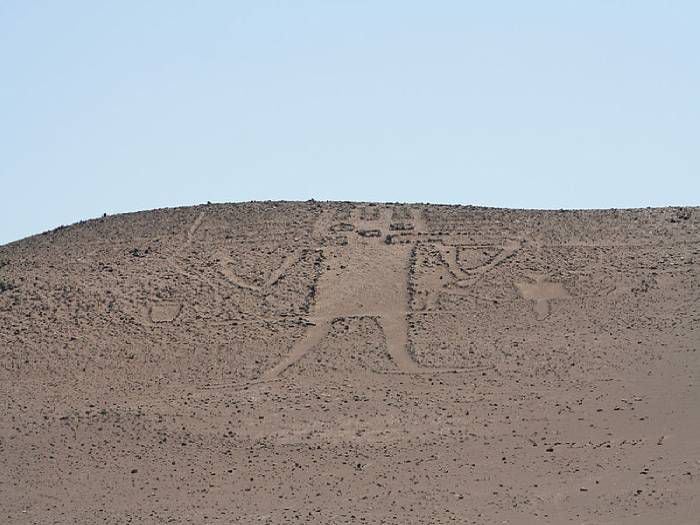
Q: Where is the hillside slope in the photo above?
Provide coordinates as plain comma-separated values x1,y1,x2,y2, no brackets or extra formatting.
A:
1,202,698,524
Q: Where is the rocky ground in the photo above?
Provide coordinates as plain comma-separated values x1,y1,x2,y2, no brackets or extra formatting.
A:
1,201,698,524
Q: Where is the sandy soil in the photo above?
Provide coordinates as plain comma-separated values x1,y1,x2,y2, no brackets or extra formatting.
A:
0,202,698,524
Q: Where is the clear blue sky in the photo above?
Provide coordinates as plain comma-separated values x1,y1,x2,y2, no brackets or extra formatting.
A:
1,1,698,245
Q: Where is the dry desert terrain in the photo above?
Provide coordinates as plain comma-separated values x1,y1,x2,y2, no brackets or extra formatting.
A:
0,202,698,524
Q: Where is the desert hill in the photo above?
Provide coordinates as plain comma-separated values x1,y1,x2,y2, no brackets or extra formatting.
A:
1,202,698,523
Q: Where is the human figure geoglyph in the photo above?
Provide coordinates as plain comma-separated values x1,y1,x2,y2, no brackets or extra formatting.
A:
261,205,422,378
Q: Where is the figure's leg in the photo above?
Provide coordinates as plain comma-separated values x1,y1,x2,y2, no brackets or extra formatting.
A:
378,313,421,373
261,318,330,379
378,313,486,375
